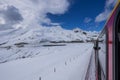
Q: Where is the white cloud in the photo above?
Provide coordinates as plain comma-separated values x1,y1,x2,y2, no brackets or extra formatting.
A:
0,0,69,30
0,17,5,25
84,17,92,23
95,10,110,22
95,0,117,22
106,0,117,7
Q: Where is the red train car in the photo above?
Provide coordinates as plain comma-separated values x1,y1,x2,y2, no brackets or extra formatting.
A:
95,0,120,80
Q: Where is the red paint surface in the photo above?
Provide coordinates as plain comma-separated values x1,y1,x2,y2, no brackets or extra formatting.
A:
106,4,118,80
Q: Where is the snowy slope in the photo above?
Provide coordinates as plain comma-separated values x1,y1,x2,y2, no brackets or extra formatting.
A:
0,26,98,63
0,43,95,80
0,26,97,80
0,26,98,46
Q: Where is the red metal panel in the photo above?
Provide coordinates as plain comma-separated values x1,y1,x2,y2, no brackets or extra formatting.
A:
106,5,117,80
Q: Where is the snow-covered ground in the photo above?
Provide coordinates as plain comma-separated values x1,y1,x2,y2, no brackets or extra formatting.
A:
0,43,95,80
0,26,98,80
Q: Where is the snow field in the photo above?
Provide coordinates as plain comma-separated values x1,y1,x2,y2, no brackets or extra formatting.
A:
0,43,94,80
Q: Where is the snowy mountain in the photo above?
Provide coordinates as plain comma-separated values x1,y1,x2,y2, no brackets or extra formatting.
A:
72,28,99,41
0,26,98,63
0,26,98,46
0,26,97,80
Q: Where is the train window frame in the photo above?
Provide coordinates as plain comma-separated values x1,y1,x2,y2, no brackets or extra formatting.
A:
113,3,120,80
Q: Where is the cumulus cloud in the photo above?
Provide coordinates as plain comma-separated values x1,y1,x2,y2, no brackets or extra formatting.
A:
0,5,23,30
84,17,92,23
0,0,69,30
95,0,117,22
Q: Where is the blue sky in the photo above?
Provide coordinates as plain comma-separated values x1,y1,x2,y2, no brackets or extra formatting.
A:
47,0,116,31
0,0,117,31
